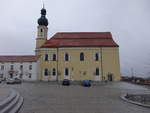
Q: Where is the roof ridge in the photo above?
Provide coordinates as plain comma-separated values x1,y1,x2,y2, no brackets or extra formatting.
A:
0,55,37,57
56,32,111,34
54,37,112,39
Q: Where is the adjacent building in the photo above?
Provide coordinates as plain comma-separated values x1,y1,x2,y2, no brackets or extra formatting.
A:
0,56,39,81
35,7,121,81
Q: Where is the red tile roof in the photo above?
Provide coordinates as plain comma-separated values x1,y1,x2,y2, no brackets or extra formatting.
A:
0,55,39,62
42,32,119,48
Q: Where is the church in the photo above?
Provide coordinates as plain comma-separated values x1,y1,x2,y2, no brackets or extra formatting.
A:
35,7,121,81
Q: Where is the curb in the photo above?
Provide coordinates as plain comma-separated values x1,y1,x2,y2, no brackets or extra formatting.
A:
120,94,150,108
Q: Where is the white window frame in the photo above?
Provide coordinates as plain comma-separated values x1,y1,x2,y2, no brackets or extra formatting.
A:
49,54,52,61
51,68,57,76
44,68,49,76
44,54,49,61
52,53,57,61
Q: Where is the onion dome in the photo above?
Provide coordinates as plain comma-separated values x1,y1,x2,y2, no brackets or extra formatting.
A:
38,8,48,26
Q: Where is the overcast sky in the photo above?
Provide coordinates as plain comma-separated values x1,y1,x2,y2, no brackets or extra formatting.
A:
0,0,150,77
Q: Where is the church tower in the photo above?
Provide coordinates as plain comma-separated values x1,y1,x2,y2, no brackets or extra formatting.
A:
35,7,48,55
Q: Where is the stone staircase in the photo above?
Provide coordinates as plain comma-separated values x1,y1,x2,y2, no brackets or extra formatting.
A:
0,89,23,113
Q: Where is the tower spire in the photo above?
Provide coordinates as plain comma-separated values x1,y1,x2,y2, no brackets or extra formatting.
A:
37,2,48,26
43,2,45,9
42,0,45,9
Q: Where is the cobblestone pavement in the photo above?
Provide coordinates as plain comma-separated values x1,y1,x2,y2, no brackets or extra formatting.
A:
1,82,150,113
0,87,10,102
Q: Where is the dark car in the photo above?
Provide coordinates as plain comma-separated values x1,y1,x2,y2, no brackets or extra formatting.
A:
62,79,70,86
82,80,91,87
6,78,22,84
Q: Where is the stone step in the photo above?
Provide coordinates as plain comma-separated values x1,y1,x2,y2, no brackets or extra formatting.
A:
1,92,20,113
0,89,24,113
0,89,16,110
10,96,23,113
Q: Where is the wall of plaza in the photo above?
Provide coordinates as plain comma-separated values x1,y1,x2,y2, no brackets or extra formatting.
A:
36,47,121,81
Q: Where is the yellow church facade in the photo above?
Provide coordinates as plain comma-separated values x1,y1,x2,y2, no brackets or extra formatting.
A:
35,8,121,81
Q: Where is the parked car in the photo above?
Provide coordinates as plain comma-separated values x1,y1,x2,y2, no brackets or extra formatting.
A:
82,80,91,87
1,77,6,81
62,79,70,86
6,78,22,84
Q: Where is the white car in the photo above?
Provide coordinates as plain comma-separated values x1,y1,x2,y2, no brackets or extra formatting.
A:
6,78,22,84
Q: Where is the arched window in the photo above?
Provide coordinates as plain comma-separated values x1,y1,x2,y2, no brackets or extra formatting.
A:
41,29,43,32
44,68,48,76
95,53,99,61
65,53,69,61
96,68,99,76
52,54,56,61
44,54,48,61
65,68,69,76
52,68,56,76
80,52,84,61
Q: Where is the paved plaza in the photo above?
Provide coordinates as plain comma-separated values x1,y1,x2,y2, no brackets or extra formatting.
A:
0,82,150,113
0,88,10,102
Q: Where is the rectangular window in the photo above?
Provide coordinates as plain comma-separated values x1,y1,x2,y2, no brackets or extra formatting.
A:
29,73,32,78
44,54,49,61
0,74,4,78
10,65,14,70
96,68,100,76
19,73,23,79
1,65,4,70
52,54,56,61
20,65,23,70
65,68,69,76
29,65,32,70
52,68,56,76
44,68,48,76
80,52,84,61
95,53,99,61
64,53,69,61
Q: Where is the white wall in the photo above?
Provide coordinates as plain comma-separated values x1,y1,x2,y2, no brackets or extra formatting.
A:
0,61,38,81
